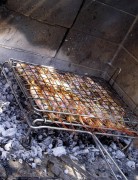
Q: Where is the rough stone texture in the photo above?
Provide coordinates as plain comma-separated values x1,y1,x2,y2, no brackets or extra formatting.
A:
0,46,106,78
56,30,118,71
0,8,67,57
6,0,83,28
98,0,138,15
46,155,92,180
124,20,138,59
1,154,126,180
51,57,105,78
108,49,138,105
72,0,134,43
0,46,52,65
5,154,126,180
0,155,92,179
7,159,48,179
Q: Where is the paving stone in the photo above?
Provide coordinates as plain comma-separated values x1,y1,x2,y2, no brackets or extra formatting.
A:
108,48,138,105
124,20,138,59
56,30,118,72
0,7,67,57
72,0,134,43
6,0,83,28
98,0,138,15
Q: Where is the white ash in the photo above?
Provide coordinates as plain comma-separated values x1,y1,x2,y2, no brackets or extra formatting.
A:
4,140,12,151
19,158,23,164
64,169,69,174
31,162,36,169
52,146,66,157
126,161,135,169
34,157,42,165
115,150,125,159
0,68,138,179
74,148,89,156
110,142,117,150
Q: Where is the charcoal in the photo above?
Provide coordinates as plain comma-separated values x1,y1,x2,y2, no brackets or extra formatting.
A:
0,66,137,180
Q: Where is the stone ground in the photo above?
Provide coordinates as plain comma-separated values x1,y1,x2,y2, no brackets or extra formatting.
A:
0,148,137,180
0,1,138,179
0,155,93,179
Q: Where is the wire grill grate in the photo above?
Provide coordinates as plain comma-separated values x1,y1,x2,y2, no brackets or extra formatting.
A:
3,59,138,137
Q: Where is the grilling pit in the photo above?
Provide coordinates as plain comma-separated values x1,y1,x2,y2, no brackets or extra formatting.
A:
0,1,138,179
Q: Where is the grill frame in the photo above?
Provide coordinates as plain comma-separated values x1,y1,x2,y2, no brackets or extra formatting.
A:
1,58,138,138
13,59,125,117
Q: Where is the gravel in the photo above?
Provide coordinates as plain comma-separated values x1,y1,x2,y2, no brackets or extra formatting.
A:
0,67,138,179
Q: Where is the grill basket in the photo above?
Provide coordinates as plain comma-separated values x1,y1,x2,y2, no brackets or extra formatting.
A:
1,59,138,180
1,59,138,138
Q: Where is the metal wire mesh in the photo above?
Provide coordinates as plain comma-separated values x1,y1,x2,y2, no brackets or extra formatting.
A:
2,59,137,180
6,59,138,137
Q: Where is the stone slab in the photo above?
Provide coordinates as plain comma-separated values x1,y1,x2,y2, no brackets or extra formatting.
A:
124,20,138,60
108,80,137,112
0,46,105,78
0,46,52,65
0,45,106,79
0,8,67,57
51,57,105,77
72,0,134,43
6,0,83,28
98,0,138,15
56,30,118,72
108,48,138,106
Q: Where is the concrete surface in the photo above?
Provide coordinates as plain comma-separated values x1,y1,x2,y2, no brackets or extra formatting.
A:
98,0,138,15
56,30,118,71
124,20,138,59
50,57,105,77
0,8,67,57
0,45,52,65
0,46,106,78
72,0,134,43
6,0,83,28
108,49,138,107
